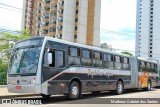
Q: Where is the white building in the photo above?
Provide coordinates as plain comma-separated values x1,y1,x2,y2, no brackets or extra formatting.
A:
22,0,101,47
135,0,160,61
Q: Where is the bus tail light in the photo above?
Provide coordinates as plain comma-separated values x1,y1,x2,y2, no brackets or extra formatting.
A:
61,83,65,88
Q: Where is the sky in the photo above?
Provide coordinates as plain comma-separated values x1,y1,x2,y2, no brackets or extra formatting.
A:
0,0,136,52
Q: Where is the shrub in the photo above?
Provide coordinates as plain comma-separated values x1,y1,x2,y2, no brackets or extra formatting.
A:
0,64,8,85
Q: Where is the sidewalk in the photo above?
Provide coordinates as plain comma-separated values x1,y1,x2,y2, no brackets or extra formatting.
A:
0,86,39,98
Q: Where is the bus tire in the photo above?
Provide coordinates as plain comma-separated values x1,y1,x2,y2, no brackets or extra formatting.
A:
67,81,80,100
116,81,123,95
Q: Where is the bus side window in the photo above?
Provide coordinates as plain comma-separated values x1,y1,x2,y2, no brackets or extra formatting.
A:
139,61,146,71
154,64,158,73
93,51,102,67
81,49,92,66
122,57,129,70
103,53,114,69
49,50,65,68
114,56,122,70
68,47,81,66
147,62,151,72
151,63,155,72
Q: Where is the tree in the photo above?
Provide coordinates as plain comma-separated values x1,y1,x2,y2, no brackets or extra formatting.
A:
121,51,133,56
0,30,31,62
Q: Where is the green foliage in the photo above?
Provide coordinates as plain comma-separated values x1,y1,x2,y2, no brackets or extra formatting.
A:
0,30,32,63
121,51,133,56
0,64,8,85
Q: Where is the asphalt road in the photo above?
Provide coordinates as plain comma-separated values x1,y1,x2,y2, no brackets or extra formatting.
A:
1,87,160,107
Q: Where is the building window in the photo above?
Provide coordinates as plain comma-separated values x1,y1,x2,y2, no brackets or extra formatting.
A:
76,10,78,14
75,18,78,22
150,51,152,53
75,26,78,30
76,2,79,6
74,35,77,39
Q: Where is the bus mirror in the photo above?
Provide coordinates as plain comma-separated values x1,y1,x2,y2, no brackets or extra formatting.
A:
48,53,52,64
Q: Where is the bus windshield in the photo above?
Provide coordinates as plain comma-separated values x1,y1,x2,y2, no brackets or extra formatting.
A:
9,47,41,75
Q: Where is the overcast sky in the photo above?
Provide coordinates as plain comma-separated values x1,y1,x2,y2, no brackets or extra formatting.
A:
0,0,136,51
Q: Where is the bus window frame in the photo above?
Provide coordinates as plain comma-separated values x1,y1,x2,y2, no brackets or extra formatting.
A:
68,46,81,67
43,48,66,69
102,53,115,69
92,51,103,68
114,55,122,70
81,49,93,67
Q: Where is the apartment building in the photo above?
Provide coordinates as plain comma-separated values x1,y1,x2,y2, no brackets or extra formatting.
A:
22,0,101,47
135,0,160,61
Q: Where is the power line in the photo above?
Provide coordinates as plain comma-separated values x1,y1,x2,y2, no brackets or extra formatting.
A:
0,7,22,13
0,3,23,10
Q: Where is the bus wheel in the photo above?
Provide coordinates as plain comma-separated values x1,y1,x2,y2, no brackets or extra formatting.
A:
41,94,51,99
147,81,151,91
67,81,80,99
116,81,123,95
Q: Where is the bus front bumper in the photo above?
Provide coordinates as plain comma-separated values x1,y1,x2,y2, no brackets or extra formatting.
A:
7,84,41,94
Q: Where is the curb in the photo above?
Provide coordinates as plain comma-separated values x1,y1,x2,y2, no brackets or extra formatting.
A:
0,94,40,99
0,85,7,88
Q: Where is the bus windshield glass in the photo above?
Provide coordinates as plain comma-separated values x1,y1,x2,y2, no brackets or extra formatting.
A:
8,38,44,75
9,47,41,75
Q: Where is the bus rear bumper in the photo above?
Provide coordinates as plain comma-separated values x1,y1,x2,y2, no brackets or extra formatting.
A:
7,84,41,94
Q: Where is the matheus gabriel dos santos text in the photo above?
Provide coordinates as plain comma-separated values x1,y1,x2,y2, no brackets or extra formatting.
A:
111,99,159,104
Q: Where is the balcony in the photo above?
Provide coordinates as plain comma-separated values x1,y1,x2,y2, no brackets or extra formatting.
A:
57,21,63,25
57,30,62,34
29,0,34,2
43,2,50,7
41,34,48,36
42,25,49,30
49,23,56,28
51,7,57,11
29,4,34,8
42,18,50,22
42,10,50,14
49,32,56,36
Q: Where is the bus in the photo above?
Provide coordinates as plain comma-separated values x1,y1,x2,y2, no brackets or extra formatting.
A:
7,36,159,99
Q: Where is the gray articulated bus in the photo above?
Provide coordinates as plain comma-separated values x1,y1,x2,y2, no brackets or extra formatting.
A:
7,36,159,99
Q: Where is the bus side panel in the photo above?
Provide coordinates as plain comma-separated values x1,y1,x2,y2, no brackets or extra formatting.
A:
44,67,131,95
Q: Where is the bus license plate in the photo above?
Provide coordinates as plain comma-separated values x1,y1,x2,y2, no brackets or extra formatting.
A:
15,86,21,90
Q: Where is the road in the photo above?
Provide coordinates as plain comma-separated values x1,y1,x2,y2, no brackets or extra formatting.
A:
1,87,160,107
